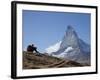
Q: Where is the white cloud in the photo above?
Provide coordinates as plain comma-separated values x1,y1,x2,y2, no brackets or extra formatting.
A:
45,41,61,53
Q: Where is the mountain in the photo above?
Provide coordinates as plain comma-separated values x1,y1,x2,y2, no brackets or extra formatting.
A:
45,25,90,65
23,51,84,69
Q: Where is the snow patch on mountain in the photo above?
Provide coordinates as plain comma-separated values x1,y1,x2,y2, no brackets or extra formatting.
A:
45,41,61,54
52,47,73,58
63,47,73,53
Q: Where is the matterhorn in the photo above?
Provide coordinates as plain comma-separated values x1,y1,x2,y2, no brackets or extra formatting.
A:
46,25,90,65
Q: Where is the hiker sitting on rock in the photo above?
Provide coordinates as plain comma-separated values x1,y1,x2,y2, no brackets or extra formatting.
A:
27,44,39,53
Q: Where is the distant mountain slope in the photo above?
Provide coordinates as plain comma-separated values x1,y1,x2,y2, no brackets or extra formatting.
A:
23,51,86,69
45,25,90,65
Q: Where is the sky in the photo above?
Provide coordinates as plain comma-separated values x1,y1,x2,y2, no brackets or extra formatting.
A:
22,10,90,52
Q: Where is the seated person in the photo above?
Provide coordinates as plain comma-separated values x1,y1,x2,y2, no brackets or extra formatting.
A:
27,44,39,53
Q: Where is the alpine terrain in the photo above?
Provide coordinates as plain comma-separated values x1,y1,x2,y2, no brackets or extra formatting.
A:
23,51,83,69
46,25,90,65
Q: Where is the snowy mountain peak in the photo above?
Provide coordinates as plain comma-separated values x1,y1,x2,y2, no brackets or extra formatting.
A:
60,26,79,50
66,25,77,35
45,25,90,65
67,25,74,32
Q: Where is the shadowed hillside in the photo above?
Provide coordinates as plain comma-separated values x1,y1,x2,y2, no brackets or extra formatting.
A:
23,51,88,69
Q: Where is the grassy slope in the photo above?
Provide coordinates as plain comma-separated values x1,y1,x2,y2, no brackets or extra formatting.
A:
23,51,84,69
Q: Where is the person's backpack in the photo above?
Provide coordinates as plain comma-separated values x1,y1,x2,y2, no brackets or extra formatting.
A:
27,45,33,52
